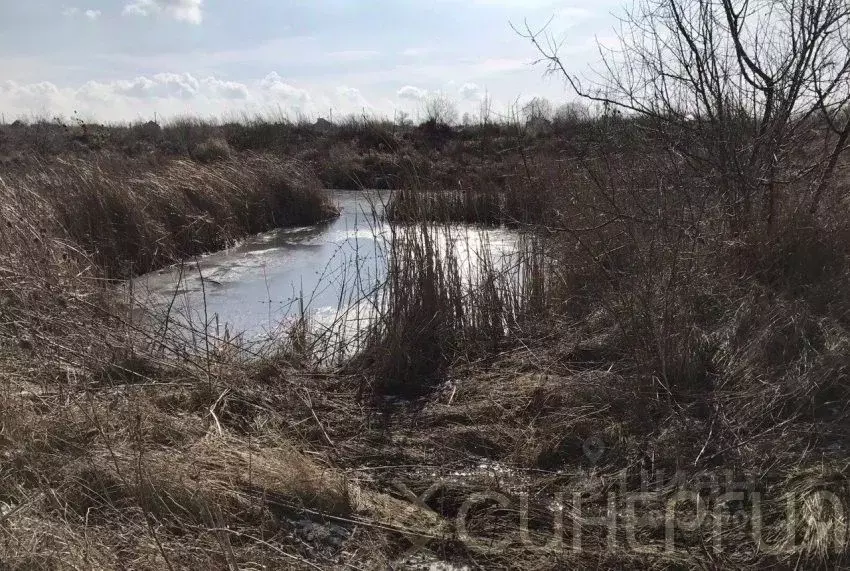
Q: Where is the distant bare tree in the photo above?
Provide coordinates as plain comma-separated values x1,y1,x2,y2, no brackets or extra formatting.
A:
554,102,591,124
522,97,554,125
521,0,850,227
422,93,459,126
395,110,413,127
479,92,494,124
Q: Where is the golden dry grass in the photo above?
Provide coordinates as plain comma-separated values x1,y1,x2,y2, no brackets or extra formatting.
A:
1,124,850,569
2,152,337,277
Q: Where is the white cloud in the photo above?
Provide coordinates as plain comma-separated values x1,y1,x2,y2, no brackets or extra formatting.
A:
337,86,363,102
61,6,101,20
0,63,573,123
2,81,60,98
113,76,157,97
1,81,64,118
152,72,201,98
334,86,371,110
123,1,151,16
397,85,428,101
165,0,203,23
107,73,248,100
208,78,250,100
0,73,312,119
260,72,311,107
123,0,203,24
459,82,482,101
1,74,256,122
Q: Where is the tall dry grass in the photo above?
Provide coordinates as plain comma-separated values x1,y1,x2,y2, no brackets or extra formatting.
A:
3,153,337,277
384,166,559,226
1,105,850,568
340,118,850,567
339,213,548,398
0,153,443,569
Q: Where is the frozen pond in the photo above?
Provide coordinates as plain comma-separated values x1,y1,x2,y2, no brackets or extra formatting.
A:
131,190,520,350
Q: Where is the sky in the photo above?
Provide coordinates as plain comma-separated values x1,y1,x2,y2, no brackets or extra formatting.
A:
0,0,623,123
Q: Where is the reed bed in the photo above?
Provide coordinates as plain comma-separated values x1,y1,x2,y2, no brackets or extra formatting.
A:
385,183,558,227
3,153,337,278
1,118,850,569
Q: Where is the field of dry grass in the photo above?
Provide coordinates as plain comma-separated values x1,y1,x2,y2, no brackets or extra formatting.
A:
0,113,602,195
1,109,849,569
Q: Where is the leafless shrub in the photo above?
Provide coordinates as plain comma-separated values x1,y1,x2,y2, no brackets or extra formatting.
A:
422,93,459,126
522,0,850,230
